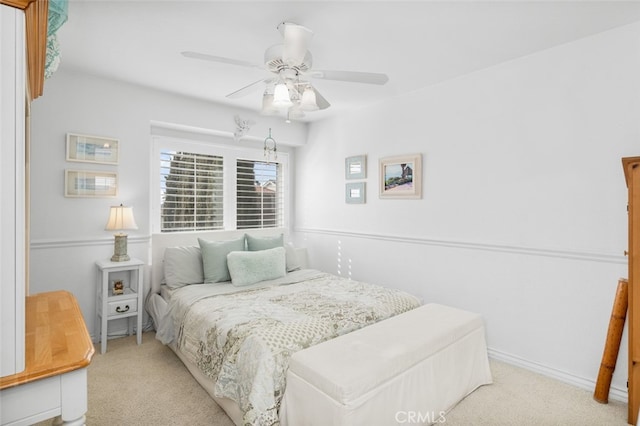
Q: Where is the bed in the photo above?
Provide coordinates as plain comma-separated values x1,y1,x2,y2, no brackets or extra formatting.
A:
146,229,491,425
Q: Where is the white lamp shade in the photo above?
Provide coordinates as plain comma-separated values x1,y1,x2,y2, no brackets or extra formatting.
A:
300,86,319,111
105,205,138,231
261,93,278,115
272,83,292,108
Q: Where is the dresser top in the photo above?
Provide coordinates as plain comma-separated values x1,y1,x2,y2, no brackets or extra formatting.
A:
0,290,94,389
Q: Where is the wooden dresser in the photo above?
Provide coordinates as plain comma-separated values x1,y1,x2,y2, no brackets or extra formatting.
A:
0,290,94,425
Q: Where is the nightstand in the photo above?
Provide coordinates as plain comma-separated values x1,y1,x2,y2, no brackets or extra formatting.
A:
95,258,144,354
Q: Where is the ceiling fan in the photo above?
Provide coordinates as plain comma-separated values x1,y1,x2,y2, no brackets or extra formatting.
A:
182,21,389,120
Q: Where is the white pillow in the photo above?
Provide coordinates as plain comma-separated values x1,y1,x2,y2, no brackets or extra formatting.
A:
285,242,302,272
163,246,204,289
227,246,286,287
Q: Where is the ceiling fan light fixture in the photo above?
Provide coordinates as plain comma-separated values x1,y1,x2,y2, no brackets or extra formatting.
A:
300,86,319,111
272,83,293,108
261,93,278,115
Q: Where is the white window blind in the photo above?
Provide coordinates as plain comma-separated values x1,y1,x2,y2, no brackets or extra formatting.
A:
236,159,283,229
160,150,224,232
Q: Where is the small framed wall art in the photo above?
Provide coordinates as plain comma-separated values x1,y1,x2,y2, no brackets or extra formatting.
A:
345,155,366,179
65,170,118,197
66,133,119,164
379,153,422,199
346,182,366,204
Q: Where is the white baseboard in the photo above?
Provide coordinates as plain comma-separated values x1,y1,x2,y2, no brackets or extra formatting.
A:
488,347,627,403
91,319,155,344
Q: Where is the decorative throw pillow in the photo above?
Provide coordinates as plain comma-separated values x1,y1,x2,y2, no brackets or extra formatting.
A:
163,246,203,289
227,246,286,287
285,242,302,272
198,237,245,283
246,234,284,251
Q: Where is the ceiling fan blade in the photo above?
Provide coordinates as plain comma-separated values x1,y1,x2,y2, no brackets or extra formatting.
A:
226,79,270,99
181,51,262,70
312,87,331,110
311,70,389,85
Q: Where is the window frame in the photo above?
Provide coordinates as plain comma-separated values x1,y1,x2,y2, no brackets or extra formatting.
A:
151,134,290,234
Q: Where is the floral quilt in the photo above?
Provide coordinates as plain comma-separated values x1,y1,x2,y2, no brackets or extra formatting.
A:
172,270,421,426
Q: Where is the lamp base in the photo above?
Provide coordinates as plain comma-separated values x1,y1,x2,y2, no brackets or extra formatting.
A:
110,253,131,262
111,234,130,262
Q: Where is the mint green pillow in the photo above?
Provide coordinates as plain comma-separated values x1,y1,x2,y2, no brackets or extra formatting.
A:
246,234,284,251
163,246,203,288
227,246,286,286
198,237,245,283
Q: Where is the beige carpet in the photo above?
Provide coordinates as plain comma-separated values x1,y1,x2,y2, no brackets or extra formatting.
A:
37,332,627,425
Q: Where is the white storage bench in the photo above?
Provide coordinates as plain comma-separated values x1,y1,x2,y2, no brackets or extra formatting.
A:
279,303,493,426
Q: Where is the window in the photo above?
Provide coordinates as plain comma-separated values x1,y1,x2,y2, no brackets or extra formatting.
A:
160,150,224,232
153,134,288,233
237,159,282,229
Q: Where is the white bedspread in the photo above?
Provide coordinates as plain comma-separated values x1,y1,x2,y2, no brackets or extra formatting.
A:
164,269,421,426
153,269,325,344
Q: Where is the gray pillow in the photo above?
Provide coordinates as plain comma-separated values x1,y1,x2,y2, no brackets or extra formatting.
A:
246,234,284,251
163,246,203,289
198,237,245,283
227,246,286,286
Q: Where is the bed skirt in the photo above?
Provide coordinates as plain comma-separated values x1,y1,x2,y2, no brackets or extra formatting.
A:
148,293,244,424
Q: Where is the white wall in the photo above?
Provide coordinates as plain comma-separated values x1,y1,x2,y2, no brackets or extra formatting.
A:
292,21,640,399
29,70,306,340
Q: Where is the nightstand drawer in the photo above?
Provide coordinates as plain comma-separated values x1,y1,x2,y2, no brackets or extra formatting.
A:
107,298,137,316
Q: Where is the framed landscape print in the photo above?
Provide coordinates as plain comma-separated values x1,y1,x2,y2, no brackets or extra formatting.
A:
65,170,118,197
66,133,119,164
379,153,422,199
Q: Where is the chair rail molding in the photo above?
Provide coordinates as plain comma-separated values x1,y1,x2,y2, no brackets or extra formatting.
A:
294,227,626,265
30,235,151,250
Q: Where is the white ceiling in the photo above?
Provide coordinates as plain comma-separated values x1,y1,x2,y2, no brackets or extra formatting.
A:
56,1,640,122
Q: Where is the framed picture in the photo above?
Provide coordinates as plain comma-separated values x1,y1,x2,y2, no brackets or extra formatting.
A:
346,182,366,204
66,133,119,164
345,155,366,179
65,170,118,197
379,153,422,199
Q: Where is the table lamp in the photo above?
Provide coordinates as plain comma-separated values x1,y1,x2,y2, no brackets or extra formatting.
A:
105,204,138,262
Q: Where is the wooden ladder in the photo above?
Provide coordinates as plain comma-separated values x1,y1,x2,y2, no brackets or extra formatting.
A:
594,279,628,404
